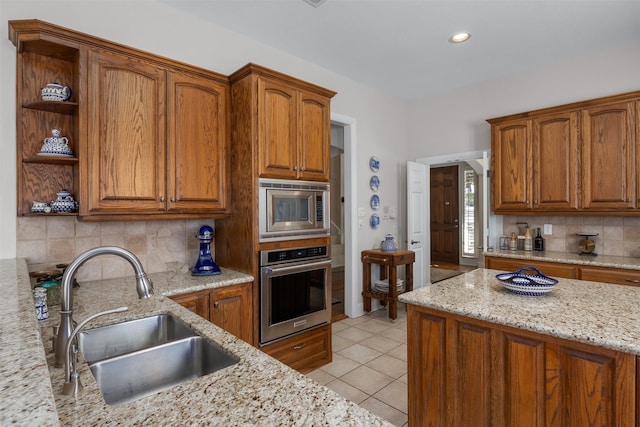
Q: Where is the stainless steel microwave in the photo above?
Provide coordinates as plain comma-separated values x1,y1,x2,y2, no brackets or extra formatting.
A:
258,179,330,242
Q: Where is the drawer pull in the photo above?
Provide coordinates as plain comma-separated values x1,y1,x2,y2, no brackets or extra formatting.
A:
293,343,305,350
364,256,388,263
624,278,640,284
213,301,219,308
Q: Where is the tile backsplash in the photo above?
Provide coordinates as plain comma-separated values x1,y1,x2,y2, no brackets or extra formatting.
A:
501,216,640,258
17,217,216,282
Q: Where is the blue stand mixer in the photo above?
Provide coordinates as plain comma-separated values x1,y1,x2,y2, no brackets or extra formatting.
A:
191,225,221,276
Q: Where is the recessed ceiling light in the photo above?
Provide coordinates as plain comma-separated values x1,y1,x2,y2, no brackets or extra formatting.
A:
449,32,471,44
303,0,328,7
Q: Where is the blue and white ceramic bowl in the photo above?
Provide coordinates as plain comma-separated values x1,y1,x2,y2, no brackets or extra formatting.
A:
496,267,558,296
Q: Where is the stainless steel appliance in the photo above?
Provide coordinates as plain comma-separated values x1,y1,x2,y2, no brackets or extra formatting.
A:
259,245,331,345
258,178,330,242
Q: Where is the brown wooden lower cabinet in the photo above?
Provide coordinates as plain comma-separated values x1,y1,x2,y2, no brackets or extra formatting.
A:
485,255,640,287
260,324,332,374
407,304,636,427
580,266,640,287
170,282,253,343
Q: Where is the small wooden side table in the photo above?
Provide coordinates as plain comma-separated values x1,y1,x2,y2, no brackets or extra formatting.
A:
361,249,415,320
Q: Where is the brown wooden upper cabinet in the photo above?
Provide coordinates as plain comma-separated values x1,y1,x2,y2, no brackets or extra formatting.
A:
82,49,230,218
10,20,231,221
491,118,532,211
489,91,639,215
581,100,636,210
232,64,335,182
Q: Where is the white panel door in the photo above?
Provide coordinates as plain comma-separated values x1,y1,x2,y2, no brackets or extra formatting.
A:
407,161,429,287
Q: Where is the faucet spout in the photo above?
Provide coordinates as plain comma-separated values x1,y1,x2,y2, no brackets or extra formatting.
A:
54,246,154,367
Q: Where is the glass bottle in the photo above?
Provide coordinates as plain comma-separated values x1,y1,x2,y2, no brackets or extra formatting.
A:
524,227,533,251
509,232,517,251
534,228,545,251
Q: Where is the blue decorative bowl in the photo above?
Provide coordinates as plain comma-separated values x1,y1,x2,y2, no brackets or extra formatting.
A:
496,267,558,296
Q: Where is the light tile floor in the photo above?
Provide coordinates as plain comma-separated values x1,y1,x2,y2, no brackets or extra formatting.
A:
306,305,409,426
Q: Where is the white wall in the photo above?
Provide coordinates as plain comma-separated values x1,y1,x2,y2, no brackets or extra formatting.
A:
0,1,409,260
407,41,640,159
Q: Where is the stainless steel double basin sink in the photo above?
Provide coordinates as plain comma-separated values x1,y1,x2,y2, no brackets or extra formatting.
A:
77,314,238,406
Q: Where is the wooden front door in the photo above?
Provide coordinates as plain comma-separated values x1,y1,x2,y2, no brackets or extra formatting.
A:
431,166,459,264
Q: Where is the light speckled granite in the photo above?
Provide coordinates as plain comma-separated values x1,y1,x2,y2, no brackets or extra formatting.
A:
400,268,640,355
1,259,389,427
486,249,640,270
0,259,59,426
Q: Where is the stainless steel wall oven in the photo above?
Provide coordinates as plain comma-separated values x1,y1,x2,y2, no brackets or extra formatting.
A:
259,245,331,345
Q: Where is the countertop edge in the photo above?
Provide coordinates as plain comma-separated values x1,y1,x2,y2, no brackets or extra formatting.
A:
485,249,640,270
2,260,390,426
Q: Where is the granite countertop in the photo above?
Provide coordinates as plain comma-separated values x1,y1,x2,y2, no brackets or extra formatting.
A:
1,259,389,426
399,268,640,355
486,249,640,270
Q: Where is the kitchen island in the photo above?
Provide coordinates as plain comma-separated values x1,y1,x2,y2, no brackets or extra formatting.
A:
0,258,388,426
399,268,640,427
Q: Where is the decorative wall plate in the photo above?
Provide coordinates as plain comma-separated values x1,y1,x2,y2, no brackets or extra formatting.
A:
370,213,380,229
369,156,380,172
370,175,380,192
370,194,380,210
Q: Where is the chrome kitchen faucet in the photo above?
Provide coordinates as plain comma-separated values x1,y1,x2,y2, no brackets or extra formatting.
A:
54,246,154,367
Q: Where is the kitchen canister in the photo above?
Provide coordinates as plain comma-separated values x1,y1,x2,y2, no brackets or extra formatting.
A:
34,287,49,321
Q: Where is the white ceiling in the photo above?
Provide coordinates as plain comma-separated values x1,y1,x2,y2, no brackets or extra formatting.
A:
162,0,640,101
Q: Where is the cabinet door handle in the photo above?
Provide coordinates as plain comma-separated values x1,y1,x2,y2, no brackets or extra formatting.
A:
624,278,640,284
171,197,176,202
213,301,219,308
300,167,305,172
293,343,305,350
160,196,165,202
293,166,298,171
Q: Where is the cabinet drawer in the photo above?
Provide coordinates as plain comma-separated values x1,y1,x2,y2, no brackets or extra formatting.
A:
170,291,209,319
261,324,331,373
485,256,578,279
580,267,640,287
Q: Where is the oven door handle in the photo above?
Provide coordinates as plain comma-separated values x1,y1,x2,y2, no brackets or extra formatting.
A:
262,259,332,275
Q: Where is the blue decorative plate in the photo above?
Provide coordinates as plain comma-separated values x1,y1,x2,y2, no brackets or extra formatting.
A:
369,156,380,172
370,213,380,229
370,194,380,210
370,175,380,192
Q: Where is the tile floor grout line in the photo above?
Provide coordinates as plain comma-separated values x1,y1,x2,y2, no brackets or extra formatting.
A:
306,305,409,427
